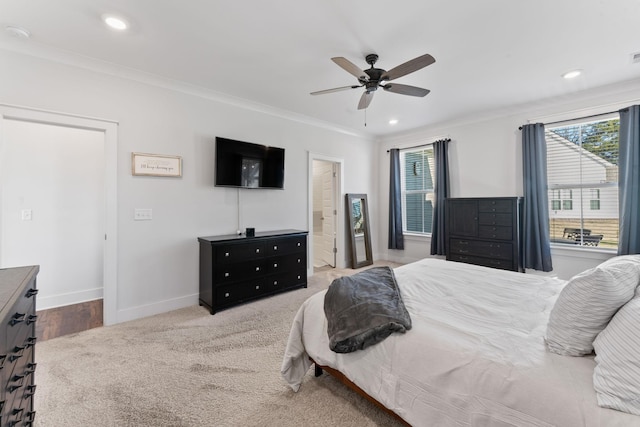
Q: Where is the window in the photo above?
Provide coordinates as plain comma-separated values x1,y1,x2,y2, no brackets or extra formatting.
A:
546,117,619,249
400,146,436,235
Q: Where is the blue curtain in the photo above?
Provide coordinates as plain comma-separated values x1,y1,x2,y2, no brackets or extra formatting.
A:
522,123,553,271
388,149,404,249
618,105,640,255
430,139,450,255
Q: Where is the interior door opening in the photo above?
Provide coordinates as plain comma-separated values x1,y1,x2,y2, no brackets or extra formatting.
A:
312,159,338,269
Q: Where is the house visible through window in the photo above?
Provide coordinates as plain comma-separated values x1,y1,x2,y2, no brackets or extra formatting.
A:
546,116,619,249
400,146,435,235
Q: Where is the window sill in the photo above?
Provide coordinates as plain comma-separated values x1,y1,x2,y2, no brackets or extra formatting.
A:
550,243,617,259
403,232,431,241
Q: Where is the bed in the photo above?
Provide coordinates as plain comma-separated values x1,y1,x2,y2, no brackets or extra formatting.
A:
281,258,640,427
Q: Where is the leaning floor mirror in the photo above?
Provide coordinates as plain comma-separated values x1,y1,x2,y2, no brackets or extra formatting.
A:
346,193,373,269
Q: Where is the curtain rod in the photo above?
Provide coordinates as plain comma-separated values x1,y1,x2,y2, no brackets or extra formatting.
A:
386,138,451,153
518,108,627,130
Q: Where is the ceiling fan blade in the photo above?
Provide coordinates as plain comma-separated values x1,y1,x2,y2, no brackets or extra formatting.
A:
383,83,430,97
332,57,369,82
310,85,361,95
358,91,375,110
381,54,435,81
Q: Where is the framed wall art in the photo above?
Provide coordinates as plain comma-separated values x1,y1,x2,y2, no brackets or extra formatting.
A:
132,152,182,177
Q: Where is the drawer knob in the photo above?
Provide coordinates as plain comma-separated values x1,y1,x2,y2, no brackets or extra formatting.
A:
26,362,37,374
26,337,37,348
297,258,301,263
273,280,278,286
255,285,260,290
26,314,38,325
255,267,260,272
11,374,25,382
273,245,278,250
273,263,278,268
297,242,301,247
224,272,230,277
256,248,260,253
26,288,38,298
225,252,230,257
224,292,230,298
297,275,301,279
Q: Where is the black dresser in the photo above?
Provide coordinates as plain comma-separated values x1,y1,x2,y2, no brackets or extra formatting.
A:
446,197,523,272
1,265,39,427
198,229,307,314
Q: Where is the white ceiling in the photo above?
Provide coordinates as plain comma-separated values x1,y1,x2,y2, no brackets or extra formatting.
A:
1,0,639,137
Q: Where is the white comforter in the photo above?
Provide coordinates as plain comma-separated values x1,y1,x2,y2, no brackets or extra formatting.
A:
281,258,640,427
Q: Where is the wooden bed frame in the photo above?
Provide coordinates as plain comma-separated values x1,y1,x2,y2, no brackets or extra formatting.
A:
311,358,411,426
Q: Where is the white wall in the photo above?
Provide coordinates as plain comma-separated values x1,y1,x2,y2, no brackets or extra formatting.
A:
377,78,640,279
0,49,376,323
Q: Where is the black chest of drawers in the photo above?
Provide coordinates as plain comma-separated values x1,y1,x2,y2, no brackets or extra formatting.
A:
1,265,39,427
446,197,523,272
198,230,308,314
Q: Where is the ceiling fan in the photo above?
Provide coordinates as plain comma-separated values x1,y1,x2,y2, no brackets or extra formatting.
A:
311,53,435,110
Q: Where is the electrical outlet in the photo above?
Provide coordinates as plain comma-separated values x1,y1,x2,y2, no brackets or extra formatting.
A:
134,208,153,220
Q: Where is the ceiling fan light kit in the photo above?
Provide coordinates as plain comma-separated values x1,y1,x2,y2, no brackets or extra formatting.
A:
312,52,435,110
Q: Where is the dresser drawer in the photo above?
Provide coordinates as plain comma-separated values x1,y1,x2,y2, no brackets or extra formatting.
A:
215,242,266,263
265,236,306,256
214,259,267,284
449,239,513,260
216,280,267,306
478,212,512,227
479,199,513,213
266,253,305,274
478,225,513,240
449,254,514,271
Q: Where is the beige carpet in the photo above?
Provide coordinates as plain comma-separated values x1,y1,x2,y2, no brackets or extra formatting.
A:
34,262,406,427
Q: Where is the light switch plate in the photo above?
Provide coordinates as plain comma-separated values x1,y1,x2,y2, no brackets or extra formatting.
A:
21,209,32,221
134,208,152,220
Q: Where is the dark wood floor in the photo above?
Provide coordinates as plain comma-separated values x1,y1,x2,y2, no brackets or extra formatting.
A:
36,299,103,341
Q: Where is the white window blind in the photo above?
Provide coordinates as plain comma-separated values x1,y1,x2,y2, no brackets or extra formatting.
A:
400,146,435,235
546,117,619,249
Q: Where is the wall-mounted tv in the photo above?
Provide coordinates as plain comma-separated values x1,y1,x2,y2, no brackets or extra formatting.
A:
215,137,285,189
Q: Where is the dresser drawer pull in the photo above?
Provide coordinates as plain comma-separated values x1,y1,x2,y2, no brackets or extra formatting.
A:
255,285,260,290
297,242,301,247
11,374,25,382
12,408,24,417
26,288,38,298
10,312,25,326
273,280,278,286
25,386,37,398
255,267,260,272
25,409,36,421
225,252,230,257
273,245,278,251
25,362,37,374
297,275,301,280
224,292,230,298
26,337,37,348
273,263,278,268
224,272,230,277
9,353,23,362
26,315,38,325
297,258,301,263
9,383,24,393
255,248,260,253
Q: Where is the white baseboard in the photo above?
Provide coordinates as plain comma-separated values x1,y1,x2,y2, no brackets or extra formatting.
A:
115,293,199,324
37,287,103,310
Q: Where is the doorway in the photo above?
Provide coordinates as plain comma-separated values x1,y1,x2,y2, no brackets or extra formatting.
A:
308,153,343,273
0,105,118,325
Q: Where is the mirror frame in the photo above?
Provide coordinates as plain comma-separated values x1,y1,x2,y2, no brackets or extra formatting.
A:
346,193,373,269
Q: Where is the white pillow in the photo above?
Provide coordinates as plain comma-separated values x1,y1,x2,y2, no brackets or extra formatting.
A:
593,294,640,415
546,255,640,356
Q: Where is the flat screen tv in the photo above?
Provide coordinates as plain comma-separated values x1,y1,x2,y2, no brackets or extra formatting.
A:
215,137,285,189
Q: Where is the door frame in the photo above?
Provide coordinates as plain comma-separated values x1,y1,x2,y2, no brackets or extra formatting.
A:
307,152,344,275
0,104,118,325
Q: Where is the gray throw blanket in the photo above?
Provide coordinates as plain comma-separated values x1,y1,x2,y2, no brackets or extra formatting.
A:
324,266,412,353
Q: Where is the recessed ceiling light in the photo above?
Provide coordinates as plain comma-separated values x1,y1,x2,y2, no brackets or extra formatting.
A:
389,119,399,125
562,69,582,79
103,14,128,31
5,26,31,39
